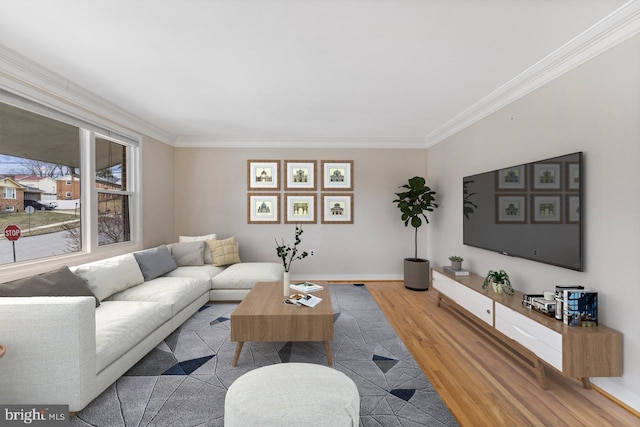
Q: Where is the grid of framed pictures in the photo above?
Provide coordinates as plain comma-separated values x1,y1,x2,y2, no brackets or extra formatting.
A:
247,159,354,224
494,160,579,225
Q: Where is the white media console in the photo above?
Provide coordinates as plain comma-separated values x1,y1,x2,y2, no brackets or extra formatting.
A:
431,268,622,389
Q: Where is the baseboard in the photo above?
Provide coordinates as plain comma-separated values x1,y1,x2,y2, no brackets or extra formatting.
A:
591,383,640,418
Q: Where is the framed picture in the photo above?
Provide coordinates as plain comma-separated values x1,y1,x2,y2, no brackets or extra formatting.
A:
321,160,353,191
247,193,280,224
284,160,316,191
321,193,353,224
285,194,317,224
566,162,580,190
566,194,580,223
247,160,280,191
531,195,562,223
531,162,561,191
495,194,527,224
496,165,526,190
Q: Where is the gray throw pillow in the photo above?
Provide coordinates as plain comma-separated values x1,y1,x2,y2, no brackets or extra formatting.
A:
133,245,178,281
0,266,100,307
171,241,205,266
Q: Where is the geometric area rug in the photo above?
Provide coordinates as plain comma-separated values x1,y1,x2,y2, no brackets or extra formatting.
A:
70,284,458,427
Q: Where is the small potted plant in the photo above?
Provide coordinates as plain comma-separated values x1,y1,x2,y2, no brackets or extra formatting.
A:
448,255,464,271
482,269,514,296
275,225,309,296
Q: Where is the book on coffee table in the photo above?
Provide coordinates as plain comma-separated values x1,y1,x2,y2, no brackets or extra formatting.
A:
290,281,324,293
288,293,323,308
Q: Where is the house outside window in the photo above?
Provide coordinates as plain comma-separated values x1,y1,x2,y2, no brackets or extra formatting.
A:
0,96,140,266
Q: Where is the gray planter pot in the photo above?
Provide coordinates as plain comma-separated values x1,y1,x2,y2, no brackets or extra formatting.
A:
451,260,462,271
404,258,430,291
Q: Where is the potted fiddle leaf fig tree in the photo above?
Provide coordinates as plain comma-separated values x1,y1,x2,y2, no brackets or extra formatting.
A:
393,176,438,290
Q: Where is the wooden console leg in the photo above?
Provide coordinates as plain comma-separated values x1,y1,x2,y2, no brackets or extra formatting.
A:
232,342,244,367
579,377,592,389
533,358,549,389
323,341,333,366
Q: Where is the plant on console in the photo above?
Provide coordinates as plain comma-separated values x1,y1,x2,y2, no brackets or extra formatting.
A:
482,269,514,296
275,225,309,272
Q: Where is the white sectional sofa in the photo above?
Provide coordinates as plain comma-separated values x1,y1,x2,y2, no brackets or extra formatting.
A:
0,236,283,412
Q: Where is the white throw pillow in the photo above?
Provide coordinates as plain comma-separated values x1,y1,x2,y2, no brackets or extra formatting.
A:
71,253,144,301
179,233,217,264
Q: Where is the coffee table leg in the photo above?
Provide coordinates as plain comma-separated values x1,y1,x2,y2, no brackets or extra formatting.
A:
323,341,333,366
232,342,244,367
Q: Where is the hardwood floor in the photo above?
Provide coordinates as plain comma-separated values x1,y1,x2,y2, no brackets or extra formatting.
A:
363,281,639,427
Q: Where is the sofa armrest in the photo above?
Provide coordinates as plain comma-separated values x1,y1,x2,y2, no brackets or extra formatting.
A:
0,297,96,411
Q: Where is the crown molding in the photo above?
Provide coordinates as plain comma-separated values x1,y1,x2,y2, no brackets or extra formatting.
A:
425,0,640,147
0,44,175,146
174,135,427,149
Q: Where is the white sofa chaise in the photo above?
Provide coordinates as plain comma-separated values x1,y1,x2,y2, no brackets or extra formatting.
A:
0,237,283,412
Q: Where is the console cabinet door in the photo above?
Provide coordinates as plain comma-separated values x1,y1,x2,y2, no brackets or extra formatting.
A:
433,271,493,326
494,303,563,371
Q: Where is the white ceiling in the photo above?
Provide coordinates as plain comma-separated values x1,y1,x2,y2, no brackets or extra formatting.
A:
0,0,634,148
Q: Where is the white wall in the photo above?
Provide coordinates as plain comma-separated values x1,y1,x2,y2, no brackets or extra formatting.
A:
427,34,640,411
174,147,428,280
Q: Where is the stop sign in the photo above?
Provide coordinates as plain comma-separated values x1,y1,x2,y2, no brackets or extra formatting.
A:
4,224,21,241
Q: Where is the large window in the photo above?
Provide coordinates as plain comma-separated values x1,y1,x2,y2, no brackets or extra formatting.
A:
0,98,139,266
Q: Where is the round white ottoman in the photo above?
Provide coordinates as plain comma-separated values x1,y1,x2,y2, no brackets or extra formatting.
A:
224,363,360,427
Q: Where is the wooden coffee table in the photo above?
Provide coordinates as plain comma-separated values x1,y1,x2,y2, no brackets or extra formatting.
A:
230,281,334,367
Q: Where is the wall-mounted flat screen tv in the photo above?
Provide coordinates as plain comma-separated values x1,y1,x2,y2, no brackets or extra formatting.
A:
463,152,583,271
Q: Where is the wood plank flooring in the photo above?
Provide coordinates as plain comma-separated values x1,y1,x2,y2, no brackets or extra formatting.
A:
362,281,639,427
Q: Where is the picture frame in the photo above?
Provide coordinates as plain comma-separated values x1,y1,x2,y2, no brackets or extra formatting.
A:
531,162,561,191
247,160,280,191
566,194,580,224
321,160,353,191
285,194,317,224
496,165,526,190
321,193,353,224
495,194,527,224
566,162,580,190
531,195,562,223
284,160,317,191
247,193,280,224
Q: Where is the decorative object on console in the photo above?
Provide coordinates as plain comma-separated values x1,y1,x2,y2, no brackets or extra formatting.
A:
554,285,584,321
393,176,438,291
482,269,514,296
563,290,597,326
448,255,464,271
443,265,469,276
275,225,309,296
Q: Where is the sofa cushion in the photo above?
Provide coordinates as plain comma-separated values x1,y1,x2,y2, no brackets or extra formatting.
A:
164,265,226,282
134,245,178,281
171,241,205,266
179,234,217,264
211,262,284,290
107,276,210,317
208,236,241,267
71,254,144,302
95,301,172,372
0,266,100,307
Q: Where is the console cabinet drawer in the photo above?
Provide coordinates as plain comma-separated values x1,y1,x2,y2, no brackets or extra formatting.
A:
495,303,563,371
433,271,493,326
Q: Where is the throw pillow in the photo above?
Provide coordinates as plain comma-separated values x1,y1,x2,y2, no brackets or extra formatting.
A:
171,241,205,266
133,245,178,281
0,266,100,307
207,236,242,267
179,233,217,264
71,253,144,301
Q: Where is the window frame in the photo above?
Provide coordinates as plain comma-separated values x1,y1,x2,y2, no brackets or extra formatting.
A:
0,90,142,276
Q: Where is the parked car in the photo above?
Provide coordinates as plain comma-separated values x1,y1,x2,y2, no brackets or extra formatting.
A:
24,200,55,211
